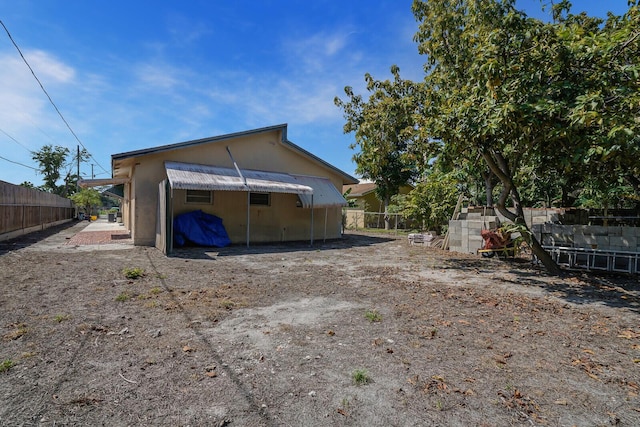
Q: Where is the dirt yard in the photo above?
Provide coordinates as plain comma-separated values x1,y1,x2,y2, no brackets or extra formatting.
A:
1,221,639,426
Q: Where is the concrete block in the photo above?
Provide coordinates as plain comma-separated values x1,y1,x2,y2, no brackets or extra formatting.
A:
574,233,597,246
610,236,636,248
606,227,622,236
596,236,610,248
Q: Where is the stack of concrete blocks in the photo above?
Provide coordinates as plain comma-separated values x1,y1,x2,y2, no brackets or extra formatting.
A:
533,224,640,273
448,208,499,254
533,224,640,252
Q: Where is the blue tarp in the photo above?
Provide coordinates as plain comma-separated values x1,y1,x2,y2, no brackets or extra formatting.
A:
173,210,231,247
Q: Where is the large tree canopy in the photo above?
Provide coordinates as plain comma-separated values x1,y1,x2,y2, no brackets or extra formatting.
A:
335,66,421,229
335,0,639,272
410,0,640,273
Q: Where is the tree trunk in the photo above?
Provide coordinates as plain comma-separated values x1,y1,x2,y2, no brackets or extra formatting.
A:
383,196,391,230
481,149,561,275
482,169,495,207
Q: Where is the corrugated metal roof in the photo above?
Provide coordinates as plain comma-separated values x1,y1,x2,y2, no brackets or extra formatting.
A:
165,162,347,208
294,175,348,208
165,162,313,194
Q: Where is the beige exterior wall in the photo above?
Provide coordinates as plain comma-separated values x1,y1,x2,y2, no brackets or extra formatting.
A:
122,129,346,245
172,189,341,243
349,185,413,212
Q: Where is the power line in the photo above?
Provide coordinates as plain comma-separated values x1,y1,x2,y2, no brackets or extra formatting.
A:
0,127,32,152
0,19,110,176
0,154,38,171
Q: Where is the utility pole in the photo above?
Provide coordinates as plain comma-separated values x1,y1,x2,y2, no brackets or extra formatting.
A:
91,164,94,179
77,145,80,190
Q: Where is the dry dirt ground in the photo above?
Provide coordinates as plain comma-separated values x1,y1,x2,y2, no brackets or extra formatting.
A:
1,221,640,426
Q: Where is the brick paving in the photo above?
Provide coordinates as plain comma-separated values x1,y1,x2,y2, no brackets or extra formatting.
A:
64,230,132,245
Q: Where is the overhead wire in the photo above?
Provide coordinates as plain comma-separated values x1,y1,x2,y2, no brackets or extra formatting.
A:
0,19,110,176
0,154,38,171
0,127,32,152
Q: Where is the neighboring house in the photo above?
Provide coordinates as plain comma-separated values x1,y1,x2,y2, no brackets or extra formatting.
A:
342,183,413,212
342,182,414,229
81,124,357,253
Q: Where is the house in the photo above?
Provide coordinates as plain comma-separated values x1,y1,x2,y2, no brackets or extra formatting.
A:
342,182,413,212
342,182,414,229
82,124,357,253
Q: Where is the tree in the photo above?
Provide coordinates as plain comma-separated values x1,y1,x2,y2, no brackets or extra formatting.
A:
393,168,459,233
411,0,640,273
335,66,421,229
31,145,90,196
32,145,69,194
69,188,101,217
19,181,35,189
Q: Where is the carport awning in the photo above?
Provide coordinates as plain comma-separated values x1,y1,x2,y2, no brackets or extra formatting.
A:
166,161,312,194
292,174,348,208
164,162,347,208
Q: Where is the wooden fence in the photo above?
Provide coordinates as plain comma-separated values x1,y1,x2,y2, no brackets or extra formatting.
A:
0,180,75,241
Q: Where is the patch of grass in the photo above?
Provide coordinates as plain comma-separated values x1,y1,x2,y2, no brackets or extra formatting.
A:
54,314,70,323
144,300,160,308
150,287,163,295
352,369,371,386
0,359,15,373
123,267,145,279
220,299,235,310
115,292,131,302
3,323,27,341
364,309,382,323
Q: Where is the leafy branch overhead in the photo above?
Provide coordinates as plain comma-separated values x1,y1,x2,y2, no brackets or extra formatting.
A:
336,0,640,273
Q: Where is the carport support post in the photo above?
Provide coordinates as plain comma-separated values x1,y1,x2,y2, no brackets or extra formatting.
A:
324,207,328,243
246,191,250,248
310,194,314,246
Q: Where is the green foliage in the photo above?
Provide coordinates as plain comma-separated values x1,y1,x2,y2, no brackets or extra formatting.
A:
123,267,145,279
32,145,69,193
54,314,70,323
115,292,131,302
0,359,15,373
19,181,35,189
364,309,382,322
392,169,459,232
70,188,102,216
31,145,91,196
335,66,420,228
352,369,371,385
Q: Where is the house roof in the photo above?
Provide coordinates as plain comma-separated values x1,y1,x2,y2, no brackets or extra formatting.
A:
112,123,358,184
343,182,377,197
165,162,347,208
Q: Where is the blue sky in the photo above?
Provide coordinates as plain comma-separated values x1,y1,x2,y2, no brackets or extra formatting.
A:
0,1,631,187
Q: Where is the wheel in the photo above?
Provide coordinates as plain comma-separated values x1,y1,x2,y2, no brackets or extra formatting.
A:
481,250,495,258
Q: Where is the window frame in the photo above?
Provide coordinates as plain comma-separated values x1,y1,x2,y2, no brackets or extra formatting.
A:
249,192,271,206
185,189,213,204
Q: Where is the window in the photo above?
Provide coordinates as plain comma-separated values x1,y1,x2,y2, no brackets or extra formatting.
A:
186,189,212,204
250,192,270,206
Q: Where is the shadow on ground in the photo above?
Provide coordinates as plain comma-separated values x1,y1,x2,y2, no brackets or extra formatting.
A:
169,233,396,259
0,220,82,255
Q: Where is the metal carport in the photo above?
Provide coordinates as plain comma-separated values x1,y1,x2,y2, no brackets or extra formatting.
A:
157,161,346,253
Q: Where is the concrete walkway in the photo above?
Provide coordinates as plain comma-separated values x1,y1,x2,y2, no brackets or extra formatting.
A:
3,217,134,253
65,217,132,248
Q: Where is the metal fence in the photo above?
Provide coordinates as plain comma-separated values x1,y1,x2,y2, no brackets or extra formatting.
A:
343,209,417,233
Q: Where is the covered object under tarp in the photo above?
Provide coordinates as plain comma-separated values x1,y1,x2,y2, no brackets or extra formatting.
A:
173,210,231,247
156,161,348,253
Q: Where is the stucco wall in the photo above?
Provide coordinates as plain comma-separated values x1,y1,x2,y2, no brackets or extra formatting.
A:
127,130,345,245
171,189,341,243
